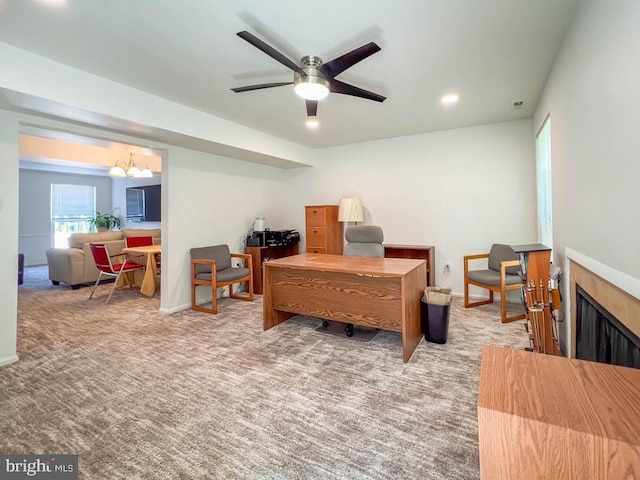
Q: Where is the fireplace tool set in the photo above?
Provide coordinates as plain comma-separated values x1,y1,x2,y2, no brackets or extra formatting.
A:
512,244,562,356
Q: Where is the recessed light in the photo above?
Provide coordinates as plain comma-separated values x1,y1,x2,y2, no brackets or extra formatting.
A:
305,116,320,129
39,0,66,6
441,94,459,105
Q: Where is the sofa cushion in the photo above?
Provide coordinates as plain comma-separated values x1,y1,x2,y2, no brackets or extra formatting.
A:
68,231,123,249
122,228,161,239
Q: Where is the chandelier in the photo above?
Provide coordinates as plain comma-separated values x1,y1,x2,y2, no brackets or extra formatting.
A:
109,152,153,178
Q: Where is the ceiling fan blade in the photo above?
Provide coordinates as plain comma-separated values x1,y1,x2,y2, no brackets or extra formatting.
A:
306,100,318,117
237,31,303,74
329,79,386,102
231,82,293,93
319,42,381,79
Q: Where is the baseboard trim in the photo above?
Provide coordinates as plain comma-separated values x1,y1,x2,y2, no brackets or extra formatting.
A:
0,354,19,367
159,304,191,315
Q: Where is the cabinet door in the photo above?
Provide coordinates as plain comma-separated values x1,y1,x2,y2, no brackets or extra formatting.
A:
305,206,326,227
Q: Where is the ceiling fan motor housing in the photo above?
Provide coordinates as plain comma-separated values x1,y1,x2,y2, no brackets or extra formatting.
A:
294,55,330,96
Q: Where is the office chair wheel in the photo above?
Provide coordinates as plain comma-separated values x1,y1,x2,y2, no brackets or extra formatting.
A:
322,320,329,328
345,323,354,337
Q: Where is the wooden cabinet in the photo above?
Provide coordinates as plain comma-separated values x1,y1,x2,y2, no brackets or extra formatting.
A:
304,205,343,255
245,244,299,294
384,244,435,286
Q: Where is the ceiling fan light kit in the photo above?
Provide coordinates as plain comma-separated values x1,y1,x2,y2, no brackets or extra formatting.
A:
232,31,386,123
305,116,320,129
294,56,330,100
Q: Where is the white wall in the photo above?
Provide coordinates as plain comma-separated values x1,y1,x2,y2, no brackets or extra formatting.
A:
0,111,19,366
19,169,113,265
533,0,640,352
162,146,289,313
280,119,538,295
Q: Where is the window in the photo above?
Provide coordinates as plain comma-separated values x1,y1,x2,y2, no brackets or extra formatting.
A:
126,188,144,221
535,116,553,249
51,184,96,248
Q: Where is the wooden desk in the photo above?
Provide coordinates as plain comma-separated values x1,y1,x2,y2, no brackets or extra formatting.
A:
384,244,435,286
263,253,426,363
122,245,161,297
478,345,640,479
245,244,299,294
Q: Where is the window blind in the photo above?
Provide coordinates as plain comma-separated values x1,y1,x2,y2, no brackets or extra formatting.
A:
51,184,96,220
126,188,145,219
535,116,553,249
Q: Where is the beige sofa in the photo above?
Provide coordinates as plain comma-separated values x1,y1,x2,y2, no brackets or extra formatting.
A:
45,228,161,289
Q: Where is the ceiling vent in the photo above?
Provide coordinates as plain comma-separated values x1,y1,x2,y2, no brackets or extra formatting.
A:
512,100,524,109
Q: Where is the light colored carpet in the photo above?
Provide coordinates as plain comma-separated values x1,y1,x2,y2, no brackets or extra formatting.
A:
1,267,528,479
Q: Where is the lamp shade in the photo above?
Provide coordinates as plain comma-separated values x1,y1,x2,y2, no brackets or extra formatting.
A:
338,198,364,222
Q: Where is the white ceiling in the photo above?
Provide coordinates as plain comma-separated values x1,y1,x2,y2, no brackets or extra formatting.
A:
0,0,579,149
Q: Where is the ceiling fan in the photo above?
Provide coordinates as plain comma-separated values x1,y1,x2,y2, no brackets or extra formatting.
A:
231,31,386,124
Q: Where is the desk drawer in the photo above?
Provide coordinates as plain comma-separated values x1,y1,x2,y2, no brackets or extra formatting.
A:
305,207,326,227
306,247,326,254
306,227,326,247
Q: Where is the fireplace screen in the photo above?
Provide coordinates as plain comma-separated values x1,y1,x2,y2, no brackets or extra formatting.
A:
576,286,640,369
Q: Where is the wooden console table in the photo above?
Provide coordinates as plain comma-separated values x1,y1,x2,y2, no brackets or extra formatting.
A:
478,345,640,479
263,253,426,363
245,244,299,294
384,244,435,286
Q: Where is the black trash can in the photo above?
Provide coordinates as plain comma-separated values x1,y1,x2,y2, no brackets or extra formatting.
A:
420,298,451,344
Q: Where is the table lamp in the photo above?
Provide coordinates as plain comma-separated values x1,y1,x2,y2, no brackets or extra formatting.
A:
338,198,364,224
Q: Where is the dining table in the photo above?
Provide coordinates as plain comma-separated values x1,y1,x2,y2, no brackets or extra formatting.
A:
122,244,161,297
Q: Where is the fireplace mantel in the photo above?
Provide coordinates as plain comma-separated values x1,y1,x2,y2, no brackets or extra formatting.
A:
567,248,640,358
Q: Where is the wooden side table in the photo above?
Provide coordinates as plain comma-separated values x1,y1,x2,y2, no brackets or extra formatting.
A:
245,244,299,294
384,244,435,286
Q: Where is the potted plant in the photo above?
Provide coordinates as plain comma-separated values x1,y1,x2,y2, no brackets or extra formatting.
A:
90,212,122,232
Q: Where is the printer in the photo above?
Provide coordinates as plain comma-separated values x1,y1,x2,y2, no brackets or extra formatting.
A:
246,229,300,247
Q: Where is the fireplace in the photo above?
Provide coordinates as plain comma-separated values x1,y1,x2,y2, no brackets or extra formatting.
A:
575,285,640,368
569,254,640,369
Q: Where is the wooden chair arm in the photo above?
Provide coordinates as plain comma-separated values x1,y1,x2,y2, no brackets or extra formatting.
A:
191,258,217,266
500,259,520,269
500,259,522,287
464,252,490,275
231,253,252,270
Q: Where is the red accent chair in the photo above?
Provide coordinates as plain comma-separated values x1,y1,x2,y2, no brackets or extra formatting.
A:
125,236,153,248
88,243,144,304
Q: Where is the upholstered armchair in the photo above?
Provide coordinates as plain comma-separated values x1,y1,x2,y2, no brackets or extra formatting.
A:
464,243,525,323
190,245,253,314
